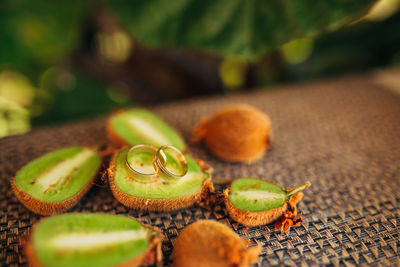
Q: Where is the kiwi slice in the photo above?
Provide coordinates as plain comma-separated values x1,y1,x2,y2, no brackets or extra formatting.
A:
26,213,162,267
224,177,310,227
11,147,101,215
173,220,261,267
107,108,186,150
108,147,213,211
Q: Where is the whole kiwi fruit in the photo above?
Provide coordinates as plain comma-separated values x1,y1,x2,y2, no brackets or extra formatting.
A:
173,220,261,267
193,104,272,163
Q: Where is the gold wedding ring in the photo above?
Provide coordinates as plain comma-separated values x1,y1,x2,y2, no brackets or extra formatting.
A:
153,145,188,180
125,144,188,183
125,144,159,183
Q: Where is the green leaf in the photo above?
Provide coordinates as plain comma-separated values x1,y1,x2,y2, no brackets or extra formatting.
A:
107,0,377,60
33,68,125,125
0,0,88,68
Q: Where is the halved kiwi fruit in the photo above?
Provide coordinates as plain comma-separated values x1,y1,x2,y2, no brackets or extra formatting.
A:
26,213,162,267
107,109,186,150
224,177,310,227
173,220,261,267
108,147,213,211
11,146,101,215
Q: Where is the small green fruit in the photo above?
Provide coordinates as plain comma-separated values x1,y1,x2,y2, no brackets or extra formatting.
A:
11,147,101,215
108,147,213,211
108,109,186,150
26,213,162,267
224,177,310,226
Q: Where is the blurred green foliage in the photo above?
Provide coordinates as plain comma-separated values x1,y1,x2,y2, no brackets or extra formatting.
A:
0,0,87,73
284,9,400,81
34,68,130,125
1,0,399,138
0,72,32,137
107,0,375,60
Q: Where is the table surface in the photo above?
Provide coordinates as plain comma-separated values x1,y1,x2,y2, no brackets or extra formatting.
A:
1,73,400,266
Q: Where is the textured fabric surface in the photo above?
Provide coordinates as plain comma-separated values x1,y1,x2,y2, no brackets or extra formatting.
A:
1,75,400,266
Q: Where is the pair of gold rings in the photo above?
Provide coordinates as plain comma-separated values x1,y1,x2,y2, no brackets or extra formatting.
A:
125,144,188,183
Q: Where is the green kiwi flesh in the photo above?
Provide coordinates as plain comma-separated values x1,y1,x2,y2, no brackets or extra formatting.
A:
110,108,185,150
229,178,310,212
14,146,101,203
114,147,208,199
29,213,154,267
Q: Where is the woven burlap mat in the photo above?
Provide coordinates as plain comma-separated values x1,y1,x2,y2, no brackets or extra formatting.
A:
1,75,400,266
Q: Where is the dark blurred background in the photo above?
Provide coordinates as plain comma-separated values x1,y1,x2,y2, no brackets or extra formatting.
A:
0,0,399,138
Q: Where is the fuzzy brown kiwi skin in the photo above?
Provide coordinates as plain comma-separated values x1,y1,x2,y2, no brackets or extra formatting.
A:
108,149,214,211
10,163,100,216
193,105,272,163
25,214,163,267
223,182,303,227
173,220,261,267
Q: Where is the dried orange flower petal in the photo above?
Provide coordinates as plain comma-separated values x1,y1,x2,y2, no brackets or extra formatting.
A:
275,204,303,233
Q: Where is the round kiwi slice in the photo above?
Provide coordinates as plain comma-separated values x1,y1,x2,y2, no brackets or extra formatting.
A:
107,108,186,150
224,177,310,227
108,147,213,211
26,213,162,267
11,146,101,215
173,220,261,267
